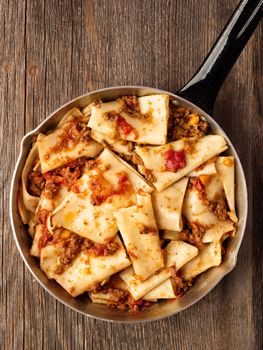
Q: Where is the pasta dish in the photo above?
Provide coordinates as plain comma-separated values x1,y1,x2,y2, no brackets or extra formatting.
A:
18,94,237,312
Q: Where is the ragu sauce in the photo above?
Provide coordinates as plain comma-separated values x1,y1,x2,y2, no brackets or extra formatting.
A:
89,171,132,206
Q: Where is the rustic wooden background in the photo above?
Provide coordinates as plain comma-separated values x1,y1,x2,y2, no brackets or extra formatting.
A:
1,0,262,349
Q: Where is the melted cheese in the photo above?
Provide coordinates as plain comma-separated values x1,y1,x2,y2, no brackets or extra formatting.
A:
152,177,188,231
136,135,227,191
114,193,164,281
88,94,169,144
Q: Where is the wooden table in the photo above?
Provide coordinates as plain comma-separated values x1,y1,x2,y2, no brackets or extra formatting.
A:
1,1,262,349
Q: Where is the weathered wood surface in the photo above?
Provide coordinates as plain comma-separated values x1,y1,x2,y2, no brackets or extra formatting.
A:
1,0,262,349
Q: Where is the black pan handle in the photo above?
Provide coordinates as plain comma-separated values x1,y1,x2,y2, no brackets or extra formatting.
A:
177,0,263,115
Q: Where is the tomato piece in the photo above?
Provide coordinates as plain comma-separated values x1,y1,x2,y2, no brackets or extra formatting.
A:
116,116,138,139
194,178,204,192
163,149,186,172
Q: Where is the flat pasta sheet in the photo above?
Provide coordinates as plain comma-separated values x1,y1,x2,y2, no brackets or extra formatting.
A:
40,236,131,297
50,149,152,243
90,129,133,156
181,242,222,280
114,193,164,281
136,135,227,191
38,109,103,173
152,177,188,231
183,184,234,243
143,278,176,301
119,240,198,299
216,157,237,222
88,95,169,144
30,186,69,256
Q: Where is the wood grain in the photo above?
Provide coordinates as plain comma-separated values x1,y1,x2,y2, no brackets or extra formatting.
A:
1,0,262,349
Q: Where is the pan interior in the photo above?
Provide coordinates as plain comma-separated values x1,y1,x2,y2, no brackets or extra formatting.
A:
10,86,247,323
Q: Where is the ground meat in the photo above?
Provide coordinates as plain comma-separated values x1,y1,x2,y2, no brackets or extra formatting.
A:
176,222,206,249
44,179,61,199
98,287,152,313
169,266,177,278
82,238,94,250
91,100,102,107
189,222,206,249
168,105,210,141
70,122,90,142
139,224,157,235
198,120,209,133
117,152,143,171
54,233,84,274
103,241,120,255
118,154,136,169
41,160,87,199
140,166,156,183
36,209,50,225
131,152,144,165
86,282,103,293
190,178,228,220
46,119,91,158
120,96,140,112
171,272,192,297
55,165,81,190
208,201,228,220
82,239,120,257
89,171,131,206
127,141,135,153
117,95,150,121
89,174,114,205
28,171,45,196
104,110,119,121
85,159,99,170
38,225,53,250
168,267,191,296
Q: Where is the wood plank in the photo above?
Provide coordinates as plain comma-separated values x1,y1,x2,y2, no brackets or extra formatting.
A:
0,0,26,349
1,0,262,349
